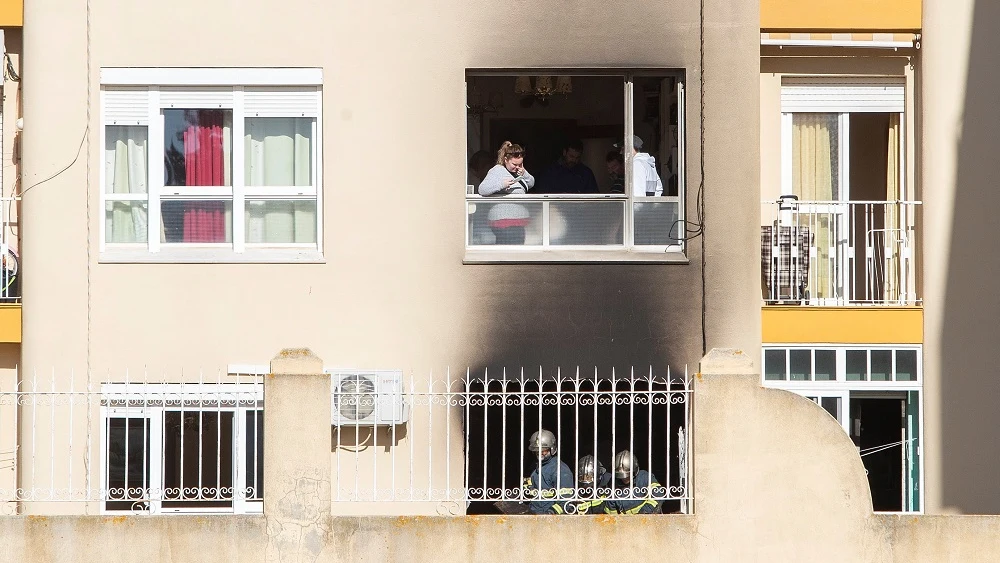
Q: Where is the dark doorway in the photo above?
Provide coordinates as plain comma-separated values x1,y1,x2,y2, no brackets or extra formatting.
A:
851,397,904,511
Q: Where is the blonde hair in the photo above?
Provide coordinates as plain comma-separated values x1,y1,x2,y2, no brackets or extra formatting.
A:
496,141,525,165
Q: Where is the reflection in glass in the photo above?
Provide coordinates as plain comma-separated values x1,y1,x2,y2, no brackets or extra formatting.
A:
164,109,233,187
764,349,786,381
549,201,624,246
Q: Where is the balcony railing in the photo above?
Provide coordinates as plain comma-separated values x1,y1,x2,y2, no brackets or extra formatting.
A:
761,198,920,306
0,196,17,302
466,194,683,249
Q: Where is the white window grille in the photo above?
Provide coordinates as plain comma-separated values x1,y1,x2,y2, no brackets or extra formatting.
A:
330,367,693,515
0,371,263,515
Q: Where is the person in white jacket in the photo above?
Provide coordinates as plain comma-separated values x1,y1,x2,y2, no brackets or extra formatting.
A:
477,141,535,245
615,135,663,197
615,135,666,245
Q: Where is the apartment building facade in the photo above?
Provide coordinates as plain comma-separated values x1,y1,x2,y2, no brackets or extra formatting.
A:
5,0,999,524
7,0,759,516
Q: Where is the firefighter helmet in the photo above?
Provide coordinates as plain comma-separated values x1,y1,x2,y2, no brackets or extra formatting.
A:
527,429,557,456
614,450,638,480
577,455,605,485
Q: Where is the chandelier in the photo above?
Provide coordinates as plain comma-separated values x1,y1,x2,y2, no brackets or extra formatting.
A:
514,75,572,101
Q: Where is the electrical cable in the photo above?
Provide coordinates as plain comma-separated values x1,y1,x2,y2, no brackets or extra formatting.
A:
698,0,707,356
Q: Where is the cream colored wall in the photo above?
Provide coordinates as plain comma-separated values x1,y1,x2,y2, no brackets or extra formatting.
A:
19,0,760,377
919,0,1000,516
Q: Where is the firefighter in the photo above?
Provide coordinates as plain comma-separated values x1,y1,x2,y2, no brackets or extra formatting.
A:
573,455,613,515
521,429,575,514
607,450,665,514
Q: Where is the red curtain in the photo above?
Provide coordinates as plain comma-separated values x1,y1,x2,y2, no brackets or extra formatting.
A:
182,111,226,243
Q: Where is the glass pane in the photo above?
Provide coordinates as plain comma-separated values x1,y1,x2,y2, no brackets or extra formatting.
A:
467,200,543,246
164,109,233,187
814,349,836,381
764,349,786,381
245,410,264,501
549,201,623,246
820,397,842,422
163,411,234,508
245,200,317,244
791,113,839,200
870,350,892,381
895,350,918,381
906,391,920,511
161,201,233,243
105,201,148,243
630,75,679,196
106,417,150,511
789,349,811,381
633,201,680,246
846,349,868,381
105,126,148,194
245,117,314,187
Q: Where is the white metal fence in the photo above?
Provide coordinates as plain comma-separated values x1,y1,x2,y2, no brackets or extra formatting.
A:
761,198,920,306
0,371,263,515
1,366,693,516
331,367,693,515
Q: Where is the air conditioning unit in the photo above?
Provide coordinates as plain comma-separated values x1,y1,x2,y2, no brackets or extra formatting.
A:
328,370,409,426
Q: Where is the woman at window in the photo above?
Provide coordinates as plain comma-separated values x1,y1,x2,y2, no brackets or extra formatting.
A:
478,141,535,245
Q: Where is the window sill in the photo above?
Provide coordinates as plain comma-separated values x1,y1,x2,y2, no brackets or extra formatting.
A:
99,249,325,264
463,249,689,264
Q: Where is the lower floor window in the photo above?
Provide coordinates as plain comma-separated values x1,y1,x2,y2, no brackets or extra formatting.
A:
102,385,263,514
763,346,922,513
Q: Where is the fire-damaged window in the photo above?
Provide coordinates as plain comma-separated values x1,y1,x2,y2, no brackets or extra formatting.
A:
462,371,692,515
465,71,686,253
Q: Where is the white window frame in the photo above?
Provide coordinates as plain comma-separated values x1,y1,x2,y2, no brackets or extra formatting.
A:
778,79,907,302
464,71,686,260
99,68,324,263
99,383,264,515
762,344,923,513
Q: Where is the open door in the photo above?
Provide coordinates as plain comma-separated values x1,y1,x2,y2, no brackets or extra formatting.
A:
850,393,919,512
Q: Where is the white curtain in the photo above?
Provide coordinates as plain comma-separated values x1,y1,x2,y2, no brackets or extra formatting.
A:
244,118,315,243
104,126,148,243
792,114,838,299
245,118,312,187
245,201,316,244
884,114,901,300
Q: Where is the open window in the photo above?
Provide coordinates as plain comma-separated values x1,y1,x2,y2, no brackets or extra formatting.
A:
465,71,685,254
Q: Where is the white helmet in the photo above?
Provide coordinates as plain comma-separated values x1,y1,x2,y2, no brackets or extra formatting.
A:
528,429,557,456
577,455,605,485
614,450,638,480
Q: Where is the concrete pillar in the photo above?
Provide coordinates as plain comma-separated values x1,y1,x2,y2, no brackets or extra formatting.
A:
264,348,331,562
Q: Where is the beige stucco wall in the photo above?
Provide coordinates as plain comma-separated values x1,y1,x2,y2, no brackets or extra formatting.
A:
4,352,1000,561
920,0,1000,515
19,0,760,378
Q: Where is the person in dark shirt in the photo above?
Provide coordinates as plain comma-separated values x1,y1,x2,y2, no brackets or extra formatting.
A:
606,150,625,194
538,139,599,194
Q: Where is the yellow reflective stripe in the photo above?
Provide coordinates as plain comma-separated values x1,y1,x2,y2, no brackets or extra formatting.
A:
557,488,575,497
551,504,564,514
